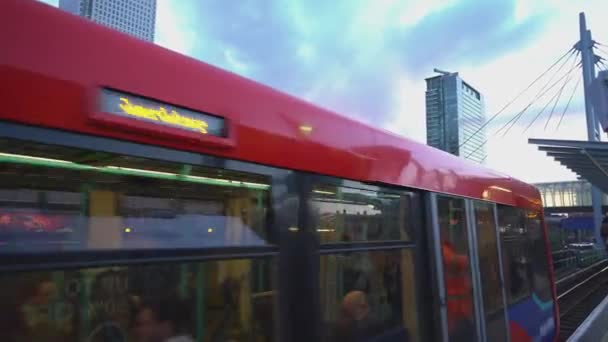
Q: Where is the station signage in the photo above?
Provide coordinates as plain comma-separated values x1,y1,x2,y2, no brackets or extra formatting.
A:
99,88,225,137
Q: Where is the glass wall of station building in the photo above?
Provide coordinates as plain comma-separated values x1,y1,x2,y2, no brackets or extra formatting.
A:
535,181,608,208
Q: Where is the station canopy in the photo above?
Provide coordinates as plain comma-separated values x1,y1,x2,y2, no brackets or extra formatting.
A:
529,138,608,193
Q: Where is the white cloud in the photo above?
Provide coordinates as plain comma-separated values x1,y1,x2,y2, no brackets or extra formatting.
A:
379,0,608,184
296,42,316,61
223,48,250,74
36,0,58,6
447,1,608,183
386,71,427,143
398,0,458,28
33,0,608,184
155,0,198,55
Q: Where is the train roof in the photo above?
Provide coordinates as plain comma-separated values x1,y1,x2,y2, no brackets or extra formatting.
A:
0,0,541,209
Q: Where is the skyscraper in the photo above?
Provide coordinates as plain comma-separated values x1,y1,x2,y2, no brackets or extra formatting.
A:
59,0,156,42
425,69,487,164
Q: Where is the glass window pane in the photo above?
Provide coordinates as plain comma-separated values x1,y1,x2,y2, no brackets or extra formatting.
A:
436,196,476,341
525,211,553,302
497,206,531,304
310,185,414,243
0,258,276,341
320,249,418,341
474,202,507,342
0,139,272,253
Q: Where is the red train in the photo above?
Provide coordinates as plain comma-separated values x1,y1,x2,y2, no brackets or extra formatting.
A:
0,1,556,341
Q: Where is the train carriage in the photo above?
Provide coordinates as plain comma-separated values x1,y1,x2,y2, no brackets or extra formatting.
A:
0,1,557,341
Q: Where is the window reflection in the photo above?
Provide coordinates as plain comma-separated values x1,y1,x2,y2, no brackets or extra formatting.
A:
525,211,553,302
320,249,417,341
0,140,271,253
0,258,275,341
473,202,507,342
311,186,413,243
436,196,476,342
498,207,553,310
498,206,531,304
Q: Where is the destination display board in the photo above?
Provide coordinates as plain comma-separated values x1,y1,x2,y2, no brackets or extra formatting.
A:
99,88,226,137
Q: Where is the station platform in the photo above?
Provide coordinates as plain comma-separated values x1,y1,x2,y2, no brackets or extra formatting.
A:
569,294,608,341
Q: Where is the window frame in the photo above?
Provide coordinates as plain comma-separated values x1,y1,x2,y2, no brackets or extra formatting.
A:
0,122,288,340
0,122,431,342
497,204,554,307
471,200,510,342
0,122,283,271
310,179,420,249
305,173,429,341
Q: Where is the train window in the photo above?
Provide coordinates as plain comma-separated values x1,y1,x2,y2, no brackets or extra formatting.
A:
0,258,276,341
436,196,477,342
310,185,414,243
525,211,553,303
473,202,507,342
0,139,273,253
497,206,531,304
319,249,418,341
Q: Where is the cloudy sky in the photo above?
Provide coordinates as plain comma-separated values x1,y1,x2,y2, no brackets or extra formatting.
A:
40,0,608,184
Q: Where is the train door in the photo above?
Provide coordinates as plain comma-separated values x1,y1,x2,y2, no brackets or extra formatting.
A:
429,195,509,342
470,201,510,342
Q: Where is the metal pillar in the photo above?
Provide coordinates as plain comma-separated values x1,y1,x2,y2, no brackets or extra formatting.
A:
577,12,604,248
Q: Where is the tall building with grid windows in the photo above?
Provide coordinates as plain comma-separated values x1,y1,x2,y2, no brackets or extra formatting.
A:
59,0,156,42
425,69,487,164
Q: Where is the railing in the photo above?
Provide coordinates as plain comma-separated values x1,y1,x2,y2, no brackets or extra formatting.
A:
553,248,607,280
578,249,606,268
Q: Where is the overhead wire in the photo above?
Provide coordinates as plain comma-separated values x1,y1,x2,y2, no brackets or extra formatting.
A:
457,47,575,149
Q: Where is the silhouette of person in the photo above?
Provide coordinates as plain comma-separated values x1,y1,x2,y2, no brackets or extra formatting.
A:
335,290,382,342
134,298,193,342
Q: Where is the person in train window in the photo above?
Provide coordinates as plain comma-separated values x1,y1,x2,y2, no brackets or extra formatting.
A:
334,290,384,342
442,241,475,341
133,297,194,342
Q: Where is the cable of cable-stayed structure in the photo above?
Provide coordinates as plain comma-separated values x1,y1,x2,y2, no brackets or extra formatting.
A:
497,60,581,137
457,47,575,149
544,52,580,129
544,78,571,130
595,54,608,71
597,42,608,53
464,60,580,160
523,72,574,134
595,44,608,56
556,75,582,131
495,51,579,137
464,135,488,160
